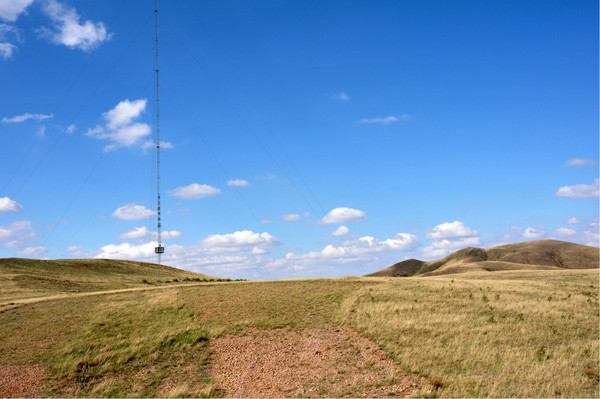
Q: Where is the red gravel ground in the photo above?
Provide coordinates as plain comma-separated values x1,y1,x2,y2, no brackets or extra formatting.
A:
0,365,47,398
210,326,428,398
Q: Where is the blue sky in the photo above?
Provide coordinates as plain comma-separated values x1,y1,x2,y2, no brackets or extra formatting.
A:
0,0,598,279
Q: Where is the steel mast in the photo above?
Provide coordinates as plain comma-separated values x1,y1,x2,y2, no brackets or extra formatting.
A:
154,0,164,284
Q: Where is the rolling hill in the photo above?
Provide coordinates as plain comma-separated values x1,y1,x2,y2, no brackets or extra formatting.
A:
365,239,599,277
0,258,216,301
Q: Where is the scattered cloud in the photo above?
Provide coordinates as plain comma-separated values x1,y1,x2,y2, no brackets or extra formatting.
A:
0,197,22,213
168,183,221,199
2,112,53,123
358,114,410,124
260,219,273,224
523,226,546,239
140,140,173,153
320,207,367,224
66,123,76,133
0,0,34,22
227,179,249,187
118,226,182,240
426,221,479,239
38,0,110,51
332,92,350,101
111,203,156,221
36,125,46,137
551,227,576,237
0,23,22,59
566,217,582,225
564,158,596,167
331,225,350,236
422,221,480,259
280,213,301,222
0,220,37,248
86,99,151,151
16,246,48,257
555,178,599,198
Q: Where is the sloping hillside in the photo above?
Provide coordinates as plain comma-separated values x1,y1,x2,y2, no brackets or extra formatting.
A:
365,240,599,277
0,258,216,301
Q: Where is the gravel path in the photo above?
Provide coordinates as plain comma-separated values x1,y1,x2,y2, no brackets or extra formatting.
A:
0,365,47,398
210,326,426,398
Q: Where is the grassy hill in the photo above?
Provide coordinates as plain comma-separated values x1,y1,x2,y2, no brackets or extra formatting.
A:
0,258,217,302
365,239,599,277
0,271,597,398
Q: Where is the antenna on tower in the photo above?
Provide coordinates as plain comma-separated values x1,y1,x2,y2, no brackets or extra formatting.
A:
154,0,164,284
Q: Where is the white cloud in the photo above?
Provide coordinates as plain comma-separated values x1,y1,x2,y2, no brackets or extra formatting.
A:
331,225,350,236
422,221,480,259
0,41,16,58
555,179,599,198
0,0,34,22
111,203,156,221
141,140,173,152
564,158,596,167
333,92,350,101
0,197,22,213
65,124,76,133
36,125,46,137
2,112,53,123
551,227,576,237
426,221,479,239
168,183,221,199
566,217,582,225
261,219,273,224
358,114,410,124
38,0,110,51
227,179,249,187
201,230,281,250
86,99,151,151
16,246,47,257
118,226,182,240
320,207,367,224
0,220,36,247
280,213,301,222
523,226,546,239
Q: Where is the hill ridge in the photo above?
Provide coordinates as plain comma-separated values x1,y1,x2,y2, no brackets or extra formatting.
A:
365,239,599,277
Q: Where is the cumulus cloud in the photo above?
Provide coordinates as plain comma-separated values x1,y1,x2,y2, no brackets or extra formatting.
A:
168,183,221,199
0,220,37,247
566,217,582,225
0,0,34,22
564,158,596,167
0,197,22,213
0,23,22,59
426,221,479,239
111,203,156,221
118,226,182,240
551,227,576,237
320,207,367,224
86,99,151,151
331,225,350,236
16,246,48,257
555,179,599,198
227,179,249,187
523,226,546,239
65,124,76,133
2,112,53,123
38,0,110,51
280,213,301,222
332,92,350,101
358,114,410,124
0,41,16,58
422,221,480,259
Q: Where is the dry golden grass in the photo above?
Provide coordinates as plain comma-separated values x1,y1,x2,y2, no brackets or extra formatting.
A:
351,270,599,397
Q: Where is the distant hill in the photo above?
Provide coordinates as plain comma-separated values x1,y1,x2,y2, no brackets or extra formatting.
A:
0,258,217,301
365,240,599,277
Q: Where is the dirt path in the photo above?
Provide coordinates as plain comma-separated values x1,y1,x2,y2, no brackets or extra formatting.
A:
210,326,428,398
0,282,214,312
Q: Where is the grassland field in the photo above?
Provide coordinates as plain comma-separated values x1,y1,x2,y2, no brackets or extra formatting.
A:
0,265,598,398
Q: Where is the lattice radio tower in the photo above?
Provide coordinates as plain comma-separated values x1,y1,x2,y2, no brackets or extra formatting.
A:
154,0,165,283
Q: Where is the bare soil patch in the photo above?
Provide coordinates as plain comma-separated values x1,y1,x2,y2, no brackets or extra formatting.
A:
210,326,427,398
0,364,47,398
